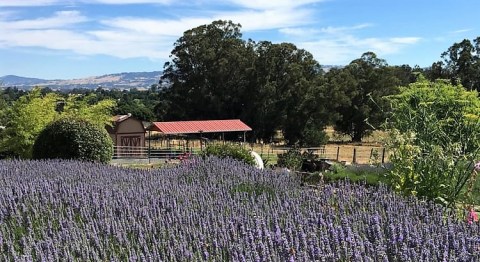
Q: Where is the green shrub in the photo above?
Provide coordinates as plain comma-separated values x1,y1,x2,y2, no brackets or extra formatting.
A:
202,143,255,165
277,146,303,171
32,118,113,163
385,78,480,207
301,126,329,147
324,163,389,186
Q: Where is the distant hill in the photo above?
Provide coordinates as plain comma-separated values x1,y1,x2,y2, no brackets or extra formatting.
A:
0,71,163,90
0,66,341,90
0,75,48,86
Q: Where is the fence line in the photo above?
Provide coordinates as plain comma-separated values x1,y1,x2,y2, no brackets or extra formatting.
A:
247,144,387,165
112,144,387,165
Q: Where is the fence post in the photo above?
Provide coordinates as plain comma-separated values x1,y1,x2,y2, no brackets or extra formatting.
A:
353,148,357,164
382,147,386,164
336,146,340,161
148,131,151,164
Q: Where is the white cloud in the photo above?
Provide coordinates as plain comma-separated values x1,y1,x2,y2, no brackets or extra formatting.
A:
319,24,372,34
0,0,420,65
101,17,212,37
0,0,327,61
0,26,174,59
0,9,174,59
215,8,313,31
226,0,324,10
89,0,173,5
0,0,173,6
2,11,87,30
280,24,373,38
300,35,421,65
101,2,317,36
0,0,61,6
450,28,472,34
278,23,421,65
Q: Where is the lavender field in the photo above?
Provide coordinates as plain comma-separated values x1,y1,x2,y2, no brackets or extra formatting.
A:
0,157,479,261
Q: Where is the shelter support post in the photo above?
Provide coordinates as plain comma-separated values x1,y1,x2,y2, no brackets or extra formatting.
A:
148,130,151,163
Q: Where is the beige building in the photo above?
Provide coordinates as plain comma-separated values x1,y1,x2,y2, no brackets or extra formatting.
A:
106,114,146,157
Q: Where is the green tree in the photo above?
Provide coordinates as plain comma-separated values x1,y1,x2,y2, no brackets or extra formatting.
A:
331,52,400,142
385,77,480,206
0,96,7,127
115,97,155,121
1,87,25,103
62,93,117,127
438,37,480,91
425,61,449,81
158,21,329,146
391,64,422,86
0,96,8,153
246,41,328,145
0,89,60,158
159,20,253,121
0,88,116,158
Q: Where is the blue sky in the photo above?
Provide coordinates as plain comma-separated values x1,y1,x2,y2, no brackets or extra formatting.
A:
0,0,478,79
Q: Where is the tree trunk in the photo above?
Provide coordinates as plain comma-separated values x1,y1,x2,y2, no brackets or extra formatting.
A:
352,131,363,143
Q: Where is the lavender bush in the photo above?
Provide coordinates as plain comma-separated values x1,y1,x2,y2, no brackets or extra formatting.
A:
0,157,479,261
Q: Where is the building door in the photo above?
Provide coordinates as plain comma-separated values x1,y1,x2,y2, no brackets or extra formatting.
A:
120,136,141,157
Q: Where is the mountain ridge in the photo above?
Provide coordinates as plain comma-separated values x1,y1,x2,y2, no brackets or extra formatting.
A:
0,71,163,90
1,65,341,90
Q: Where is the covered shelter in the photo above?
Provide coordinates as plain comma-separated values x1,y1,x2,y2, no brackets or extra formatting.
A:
147,119,252,150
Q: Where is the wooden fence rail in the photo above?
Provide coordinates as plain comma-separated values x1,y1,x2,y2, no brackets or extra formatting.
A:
113,144,387,165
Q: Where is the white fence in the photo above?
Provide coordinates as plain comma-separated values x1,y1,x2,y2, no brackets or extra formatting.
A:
113,146,200,160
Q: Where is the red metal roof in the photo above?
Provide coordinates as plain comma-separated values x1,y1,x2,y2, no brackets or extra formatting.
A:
148,119,252,134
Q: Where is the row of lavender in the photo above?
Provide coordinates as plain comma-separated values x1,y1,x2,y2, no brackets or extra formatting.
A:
0,157,479,261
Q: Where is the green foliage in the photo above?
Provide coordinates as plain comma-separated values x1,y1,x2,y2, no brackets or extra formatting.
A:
439,37,480,91
0,89,59,158
160,20,251,121
277,146,303,171
330,52,403,142
62,93,117,127
0,96,7,126
323,164,388,186
0,88,116,158
248,41,330,145
301,123,329,147
159,20,330,146
67,87,158,122
32,118,113,163
385,78,480,206
202,143,255,166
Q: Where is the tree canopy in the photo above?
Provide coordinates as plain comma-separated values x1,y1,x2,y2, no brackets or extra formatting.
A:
157,20,330,145
2,22,478,148
329,52,405,142
0,88,116,158
427,37,480,92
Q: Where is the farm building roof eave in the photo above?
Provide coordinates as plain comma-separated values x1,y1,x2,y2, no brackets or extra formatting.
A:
148,119,252,135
